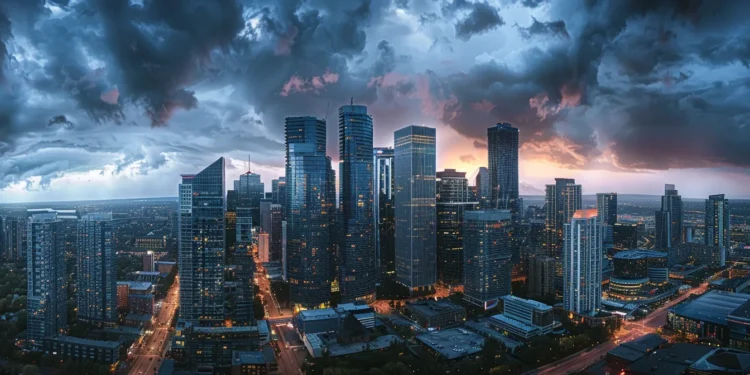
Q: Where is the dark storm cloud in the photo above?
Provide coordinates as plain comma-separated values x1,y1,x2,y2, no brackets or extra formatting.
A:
434,0,750,170
454,2,504,41
518,18,569,39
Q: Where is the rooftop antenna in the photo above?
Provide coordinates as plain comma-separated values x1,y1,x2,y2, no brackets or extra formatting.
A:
324,102,330,122
246,153,252,175
351,97,354,105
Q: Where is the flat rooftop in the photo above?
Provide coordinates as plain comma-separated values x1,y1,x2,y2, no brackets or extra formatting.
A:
626,343,714,375
298,308,339,321
502,295,552,311
670,290,750,325
48,335,121,349
613,249,667,260
122,281,153,291
619,333,667,353
406,300,465,317
489,314,537,333
416,328,484,360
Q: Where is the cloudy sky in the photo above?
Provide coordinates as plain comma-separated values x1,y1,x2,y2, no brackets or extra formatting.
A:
1,0,749,203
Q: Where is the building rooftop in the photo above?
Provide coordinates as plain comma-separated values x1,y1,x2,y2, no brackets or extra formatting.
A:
156,261,176,265
489,314,537,333
48,335,121,349
132,271,161,276
125,313,152,322
670,290,750,325
502,295,552,311
619,333,667,354
298,308,339,321
691,348,750,373
626,343,714,375
710,277,750,289
406,300,465,317
121,281,153,291
416,329,484,360
613,250,667,260
192,326,258,334
232,350,266,365
336,303,374,313
607,345,646,363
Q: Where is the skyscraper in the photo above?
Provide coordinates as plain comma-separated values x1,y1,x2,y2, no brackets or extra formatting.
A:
436,169,476,285
463,210,512,310
613,223,639,250
373,147,395,281
488,123,519,214
528,255,555,299
655,184,683,249
269,204,283,262
705,194,730,264
285,116,334,309
27,212,67,349
394,125,437,294
237,172,264,228
475,167,490,209
544,179,582,263
2,217,25,261
272,177,286,218
259,199,272,234
596,193,617,243
76,213,116,327
338,104,377,303
178,158,226,325
562,209,602,316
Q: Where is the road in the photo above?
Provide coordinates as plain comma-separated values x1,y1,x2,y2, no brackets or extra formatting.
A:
253,256,292,321
527,282,709,375
127,278,180,375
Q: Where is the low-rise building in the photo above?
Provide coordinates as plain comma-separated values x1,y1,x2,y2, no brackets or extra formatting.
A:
624,343,714,375
606,333,668,369
335,303,375,329
709,277,750,293
689,347,750,374
156,261,176,275
296,308,340,335
230,348,277,375
415,329,484,361
180,325,260,369
668,290,750,344
303,332,401,358
44,335,121,364
488,295,554,341
405,300,466,329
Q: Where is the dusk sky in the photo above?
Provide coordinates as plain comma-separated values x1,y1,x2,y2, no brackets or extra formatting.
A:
1,0,750,203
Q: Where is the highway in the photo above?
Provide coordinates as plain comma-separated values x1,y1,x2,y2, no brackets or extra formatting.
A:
127,278,180,375
528,282,709,375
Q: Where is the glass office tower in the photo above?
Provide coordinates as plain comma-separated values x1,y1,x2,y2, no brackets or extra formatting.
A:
285,116,334,310
338,105,377,303
563,209,602,315
436,169,476,286
463,210,512,310
705,194,730,266
488,123,519,214
77,213,116,327
394,125,437,294
237,173,264,229
374,147,395,281
655,184,683,249
178,158,226,325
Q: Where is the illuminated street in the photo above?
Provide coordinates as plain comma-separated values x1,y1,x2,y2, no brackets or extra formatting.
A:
126,278,180,375
528,282,709,375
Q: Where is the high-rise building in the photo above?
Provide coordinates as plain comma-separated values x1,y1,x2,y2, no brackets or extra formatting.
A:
528,255,555,299
596,193,617,243
544,178,582,293
613,223,639,250
269,204,283,263
655,184,683,249
178,158,226,325
27,212,68,349
272,177,286,218
77,213,116,327
338,104,377,303
237,172,264,228
394,126,437,294
285,116,334,309
562,209,602,316
373,147,395,281
475,167,490,209
436,169,476,286
705,194,730,264
258,233,270,263
259,199,273,234
463,210,512,310
143,250,155,272
488,123,519,214
225,190,238,260
2,217,25,261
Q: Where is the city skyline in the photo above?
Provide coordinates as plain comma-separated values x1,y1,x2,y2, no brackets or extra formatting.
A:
3,1,750,203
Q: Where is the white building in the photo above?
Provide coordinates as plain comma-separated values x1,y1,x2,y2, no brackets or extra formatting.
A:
563,209,603,315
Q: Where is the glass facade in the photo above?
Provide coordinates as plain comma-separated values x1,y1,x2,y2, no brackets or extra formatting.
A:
373,147,395,281
27,213,67,349
544,178,582,294
285,116,334,309
462,210,513,309
436,169,476,286
394,126,437,292
178,158,226,325
338,105,376,303
656,184,683,249
475,167,490,209
237,173,264,228
488,123,519,214
77,213,116,326
705,194,730,252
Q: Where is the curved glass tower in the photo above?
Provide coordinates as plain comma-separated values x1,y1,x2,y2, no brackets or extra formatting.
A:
285,116,334,310
338,105,376,303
